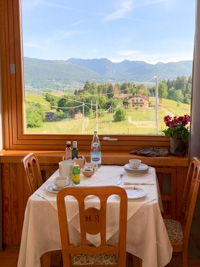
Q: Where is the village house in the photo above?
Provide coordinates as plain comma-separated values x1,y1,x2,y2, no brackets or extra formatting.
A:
123,94,149,109
45,111,55,122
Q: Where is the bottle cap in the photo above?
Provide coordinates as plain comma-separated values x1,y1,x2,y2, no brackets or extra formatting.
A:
73,164,80,168
73,141,77,148
94,131,97,133
66,141,71,145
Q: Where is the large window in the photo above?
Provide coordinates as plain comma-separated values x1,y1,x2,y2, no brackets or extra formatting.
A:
21,0,194,135
0,0,195,150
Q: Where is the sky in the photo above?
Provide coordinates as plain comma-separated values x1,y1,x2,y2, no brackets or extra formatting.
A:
22,0,195,64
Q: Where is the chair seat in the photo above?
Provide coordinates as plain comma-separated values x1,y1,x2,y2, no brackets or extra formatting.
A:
164,219,183,243
71,254,118,265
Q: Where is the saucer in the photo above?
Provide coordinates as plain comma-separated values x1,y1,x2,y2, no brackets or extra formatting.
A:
124,163,149,174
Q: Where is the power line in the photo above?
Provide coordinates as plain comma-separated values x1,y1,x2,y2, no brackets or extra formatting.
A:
26,99,83,109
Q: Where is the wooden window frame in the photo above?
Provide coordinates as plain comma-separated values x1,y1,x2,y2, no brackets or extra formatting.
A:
0,0,169,151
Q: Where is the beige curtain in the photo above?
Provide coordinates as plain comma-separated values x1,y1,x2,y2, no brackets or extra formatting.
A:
188,0,200,259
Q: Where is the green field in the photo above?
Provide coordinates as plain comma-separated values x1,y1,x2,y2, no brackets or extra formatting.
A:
150,97,190,116
26,94,190,135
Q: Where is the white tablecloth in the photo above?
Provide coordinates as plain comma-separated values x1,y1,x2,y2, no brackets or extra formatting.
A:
18,166,172,267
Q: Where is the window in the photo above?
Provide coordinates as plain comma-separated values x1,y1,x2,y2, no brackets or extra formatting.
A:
0,0,195,150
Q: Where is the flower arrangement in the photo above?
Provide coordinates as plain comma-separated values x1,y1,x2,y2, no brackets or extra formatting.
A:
163,115,190,142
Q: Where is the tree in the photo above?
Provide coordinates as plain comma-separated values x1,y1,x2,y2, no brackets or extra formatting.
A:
175,76,187,93
44,93,59,109
90,81,98,95
113,109,127,122
26,103,45,128
54,110,64,119
84,80,91,91
107,84,115,99
168,87,176,100
85,109,94,118
184,83,191,104
158,82,168,103
172,89,184,102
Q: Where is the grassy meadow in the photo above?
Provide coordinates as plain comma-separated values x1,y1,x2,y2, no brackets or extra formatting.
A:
26,93,190,135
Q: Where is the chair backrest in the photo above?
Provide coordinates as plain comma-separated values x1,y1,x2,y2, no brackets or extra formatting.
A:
179,157,200,244
22,153,43,194
57,186,127,267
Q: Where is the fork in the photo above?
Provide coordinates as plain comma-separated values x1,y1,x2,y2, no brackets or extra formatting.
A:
117,174,124,185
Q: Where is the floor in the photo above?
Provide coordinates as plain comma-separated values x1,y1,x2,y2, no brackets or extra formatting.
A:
1,247,200,267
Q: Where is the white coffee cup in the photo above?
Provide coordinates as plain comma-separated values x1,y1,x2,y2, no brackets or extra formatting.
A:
54,176,68,188
59,159,75,184
129,159,141,169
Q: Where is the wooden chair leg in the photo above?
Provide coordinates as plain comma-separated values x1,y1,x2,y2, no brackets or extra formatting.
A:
182,251,188,267
41,252,51,267
132,255,143,267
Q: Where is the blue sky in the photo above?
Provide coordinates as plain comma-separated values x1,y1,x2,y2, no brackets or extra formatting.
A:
22,0,195,64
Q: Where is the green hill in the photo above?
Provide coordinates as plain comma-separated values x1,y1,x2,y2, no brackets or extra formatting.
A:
24,57,192,90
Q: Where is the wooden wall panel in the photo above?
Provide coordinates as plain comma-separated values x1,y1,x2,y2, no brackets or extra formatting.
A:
1,163,29,245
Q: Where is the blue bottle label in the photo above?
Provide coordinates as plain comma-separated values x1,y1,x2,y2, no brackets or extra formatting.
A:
91,152,101,167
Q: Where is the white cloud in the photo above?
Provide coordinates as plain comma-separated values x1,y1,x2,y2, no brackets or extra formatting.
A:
104,0,134,21
112,49,193,64
103,0,170,21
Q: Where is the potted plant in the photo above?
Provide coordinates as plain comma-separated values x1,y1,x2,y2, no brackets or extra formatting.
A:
163,115,190,156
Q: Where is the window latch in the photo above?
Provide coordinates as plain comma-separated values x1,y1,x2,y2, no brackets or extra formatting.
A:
10,63,16,74
103,137,118,141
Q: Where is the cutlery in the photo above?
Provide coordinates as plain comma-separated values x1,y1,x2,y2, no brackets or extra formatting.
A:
117,174,124,185
124,182,154,185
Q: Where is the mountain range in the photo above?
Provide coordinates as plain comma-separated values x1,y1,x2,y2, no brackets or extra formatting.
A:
24,57,192,89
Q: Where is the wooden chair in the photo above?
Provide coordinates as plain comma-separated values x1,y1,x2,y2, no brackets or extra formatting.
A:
23,153,52,266
164,157,200,267
22,152,43,194
57,186,128,267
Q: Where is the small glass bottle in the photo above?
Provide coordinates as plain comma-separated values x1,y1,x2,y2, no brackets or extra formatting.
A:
91,131,101,168
72,164,80,184
65,141,72,160
72,141,78,159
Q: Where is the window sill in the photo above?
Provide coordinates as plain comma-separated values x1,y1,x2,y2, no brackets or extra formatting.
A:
0,150,188,166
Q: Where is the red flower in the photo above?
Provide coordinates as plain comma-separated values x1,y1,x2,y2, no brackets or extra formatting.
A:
163,114,190,127
164,115,171,123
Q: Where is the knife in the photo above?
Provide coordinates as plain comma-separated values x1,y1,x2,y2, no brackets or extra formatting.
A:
117,174,124,185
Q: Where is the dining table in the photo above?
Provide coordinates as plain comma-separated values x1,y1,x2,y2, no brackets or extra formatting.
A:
17,165,172,267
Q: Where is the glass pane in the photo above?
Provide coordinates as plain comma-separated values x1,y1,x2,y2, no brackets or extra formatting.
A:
21,0,194,135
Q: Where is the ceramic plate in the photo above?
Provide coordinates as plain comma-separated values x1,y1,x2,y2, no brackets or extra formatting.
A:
124,187,146,199
45,183,69,194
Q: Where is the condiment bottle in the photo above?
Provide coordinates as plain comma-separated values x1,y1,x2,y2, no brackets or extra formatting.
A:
72,141,78,159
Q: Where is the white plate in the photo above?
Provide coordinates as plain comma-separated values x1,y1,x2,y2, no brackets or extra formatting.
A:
124,163,149,174
124,187,146,199
45,184,69,194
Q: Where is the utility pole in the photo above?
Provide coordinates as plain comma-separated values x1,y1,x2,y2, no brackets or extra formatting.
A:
82,103,85,134
154,75,159,134
96,101,98,132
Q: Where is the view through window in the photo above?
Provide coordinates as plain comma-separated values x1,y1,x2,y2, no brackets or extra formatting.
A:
22,0,194,135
